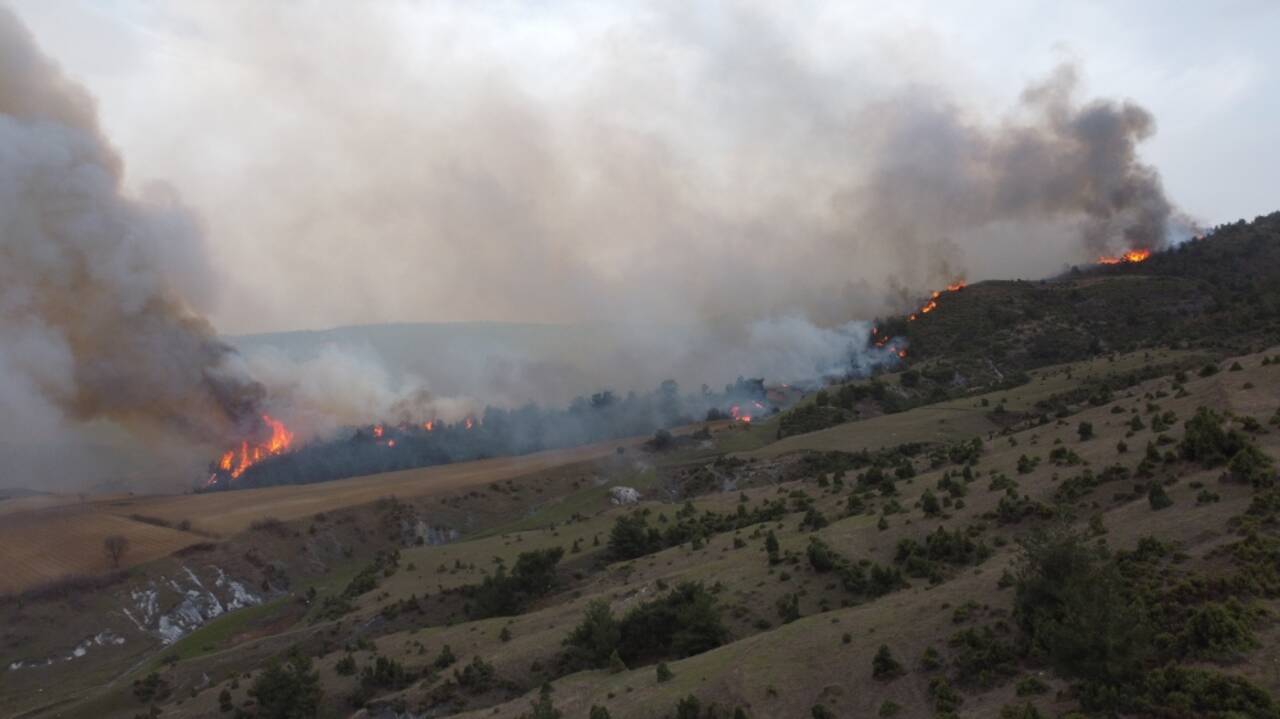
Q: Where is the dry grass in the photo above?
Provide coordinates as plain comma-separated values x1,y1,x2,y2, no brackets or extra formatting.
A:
0,435,643,595
0,505,202,596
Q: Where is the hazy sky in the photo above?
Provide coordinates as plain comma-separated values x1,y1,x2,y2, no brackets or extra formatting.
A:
11,0,1280,335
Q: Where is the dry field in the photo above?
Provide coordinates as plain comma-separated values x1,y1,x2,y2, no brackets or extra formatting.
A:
0,434,642,595
0,503,203,595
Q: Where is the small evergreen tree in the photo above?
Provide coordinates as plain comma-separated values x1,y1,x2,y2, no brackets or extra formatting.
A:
1077,421,1094,441
765,530,781,564
525,682,562,719
1148,482,1173,510
921,489,942,517
872,645,904,680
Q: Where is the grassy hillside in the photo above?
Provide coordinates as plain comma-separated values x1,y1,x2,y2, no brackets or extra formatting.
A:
4,215,1280,719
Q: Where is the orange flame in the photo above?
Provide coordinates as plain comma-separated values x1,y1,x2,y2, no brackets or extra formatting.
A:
1097,249,1151,265
372,424,384,438
908,280,964,321
464,417,474,430
423,420,434,432
212,415,294,483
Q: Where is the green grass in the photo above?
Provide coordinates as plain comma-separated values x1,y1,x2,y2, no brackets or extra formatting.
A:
714,417,781,453
151,596,295,666
474,465,662,538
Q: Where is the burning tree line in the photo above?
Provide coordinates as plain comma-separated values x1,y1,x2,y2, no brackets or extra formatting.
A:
203,377,772,491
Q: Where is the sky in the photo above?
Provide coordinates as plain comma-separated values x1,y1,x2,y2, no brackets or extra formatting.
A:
10,0,1280,335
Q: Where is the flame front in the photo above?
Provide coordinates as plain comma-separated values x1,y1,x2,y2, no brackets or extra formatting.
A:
908,280,965,322
212,415,294,483
1097,249,1151,265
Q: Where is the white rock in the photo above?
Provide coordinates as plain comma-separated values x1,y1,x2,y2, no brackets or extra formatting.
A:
609,486,641,505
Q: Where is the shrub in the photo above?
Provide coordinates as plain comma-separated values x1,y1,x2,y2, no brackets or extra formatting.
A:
1228,443,1275,487
765,531,781,564
1178,601,1258,660
560,583,728,670
949,625,1018,687
454,655,496,693
656,661,673,682
1077,422,1094,441
1148,483,1173,510
920,489,942,517
433,644,457,669
872,645,904,680
334,654,356,676
469,547,565,618
777,593,801,623
133,672,171,703
1013,528,1151,685
675,695,701,719
929,677,963,713
218,687,233,713
525,682,563,719
1136,666,1276,717
1016,675,1049,696
878,700,901,717
920,645,942,670
559,600,620,670
999,702,1045,719
1179,407,1247,467
807,537,838,573
249,653,322,719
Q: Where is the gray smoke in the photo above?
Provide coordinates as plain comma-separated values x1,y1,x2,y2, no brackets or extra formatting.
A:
85,4,1189,338
0,6,264,454
856,64,1186,269
0,4,1196,490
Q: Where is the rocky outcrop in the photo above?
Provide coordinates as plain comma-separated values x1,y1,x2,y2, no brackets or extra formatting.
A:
120,565,262,645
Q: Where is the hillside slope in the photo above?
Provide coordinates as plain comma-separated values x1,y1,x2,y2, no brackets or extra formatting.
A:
4,214,1280,719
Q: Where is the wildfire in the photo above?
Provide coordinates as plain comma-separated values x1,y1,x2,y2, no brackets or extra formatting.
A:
372,424,384,438
726,403,757,423
464,417,474,430
1097,249,1151,265
908,280,965,322
423,420,435,432
211,414,294,483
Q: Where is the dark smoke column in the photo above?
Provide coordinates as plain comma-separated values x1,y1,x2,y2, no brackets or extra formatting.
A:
0,8,265,447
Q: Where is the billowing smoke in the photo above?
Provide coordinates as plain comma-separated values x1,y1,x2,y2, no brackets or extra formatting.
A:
856,64,1190,273
0,7,265,458
0,4,1197,490
93,3,1191,337
242,344,479,440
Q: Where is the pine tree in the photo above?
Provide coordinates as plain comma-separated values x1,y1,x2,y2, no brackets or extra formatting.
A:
608,649,627,674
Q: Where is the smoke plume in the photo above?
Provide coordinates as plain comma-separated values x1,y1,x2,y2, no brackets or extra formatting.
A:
0,6,264,455
856,64,1187,270
0,4,1196,490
